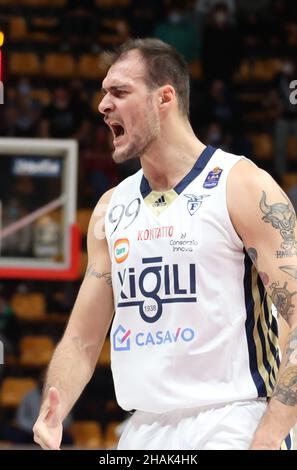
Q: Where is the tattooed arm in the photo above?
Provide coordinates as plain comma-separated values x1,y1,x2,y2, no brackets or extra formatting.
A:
33,188,115,449
228,160,297,450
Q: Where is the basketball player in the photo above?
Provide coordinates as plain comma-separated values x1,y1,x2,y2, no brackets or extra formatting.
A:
33,39,297,450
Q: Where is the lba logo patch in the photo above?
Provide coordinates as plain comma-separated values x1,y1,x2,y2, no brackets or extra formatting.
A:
114,238,130,263
203,167,223,189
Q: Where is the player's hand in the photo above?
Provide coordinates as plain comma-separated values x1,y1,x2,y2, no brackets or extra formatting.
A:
33,387,63,450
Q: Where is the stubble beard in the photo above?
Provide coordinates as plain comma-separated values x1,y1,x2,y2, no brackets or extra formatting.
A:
112,99,160,164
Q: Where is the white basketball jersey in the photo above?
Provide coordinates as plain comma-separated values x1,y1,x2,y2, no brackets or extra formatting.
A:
105,146,280,413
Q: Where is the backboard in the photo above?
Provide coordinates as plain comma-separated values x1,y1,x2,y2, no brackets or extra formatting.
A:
0,138,80,279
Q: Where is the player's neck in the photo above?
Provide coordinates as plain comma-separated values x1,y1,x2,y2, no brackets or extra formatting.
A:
140,120,205,192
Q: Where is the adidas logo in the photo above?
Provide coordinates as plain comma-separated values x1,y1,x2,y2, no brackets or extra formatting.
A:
152,194,167,207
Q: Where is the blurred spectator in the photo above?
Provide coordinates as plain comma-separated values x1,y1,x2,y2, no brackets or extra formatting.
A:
202,2,241,81
287,183,297,214
272,0,297,32
1,197,32,257
237,0,271,15
0,288,19,356
129,0,165,37
239,13,267,59
239,9,285,59
40,87,89,140
47,281,79,315
33,215,61,259
196,0,236,17
273,57,297,175
0,81,41,138
232,132,253,158
61,0,98,49
0,87,17,136
69,80,92,147
153,1,202,62
202,79,238,132
81,126,119,205
262,88,282,130
117,157,141,182
204,121,232,151
17,372,73,443
14,79,41,138
2,371,73,445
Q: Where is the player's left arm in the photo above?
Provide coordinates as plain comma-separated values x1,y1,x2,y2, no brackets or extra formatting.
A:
227,159,297,450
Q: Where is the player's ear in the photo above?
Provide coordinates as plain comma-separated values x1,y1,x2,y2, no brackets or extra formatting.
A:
159,85,175,109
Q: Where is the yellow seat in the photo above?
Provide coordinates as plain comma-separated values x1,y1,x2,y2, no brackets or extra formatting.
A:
267,58,282,77
31,88,51,106
20,335,55,367
30,17,59,29
189,60,203,80
0,377,37,408
97,338,111,367
43,53,75,78
287,22,297,47
91,90,104,114
105,420,122,449
287,136,297,159
76,208,92,236
9,17,27,41
11,292,46,321
70,421,104,448
249,133,273,160
99,19,130,46
233,60,253,82
253,59,282,81
253,60,270,81
95,0,131,7
10,52,40,76
78,55,104,80
282,173,297,192
19,0,66,5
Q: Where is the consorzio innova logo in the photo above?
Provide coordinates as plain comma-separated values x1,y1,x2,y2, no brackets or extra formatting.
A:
0,81,3,105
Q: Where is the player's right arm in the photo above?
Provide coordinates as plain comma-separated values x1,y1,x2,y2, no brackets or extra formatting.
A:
33,188,115,450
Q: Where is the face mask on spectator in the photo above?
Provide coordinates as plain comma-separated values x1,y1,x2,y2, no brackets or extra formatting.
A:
18,82,31,96
282,62,294,76
214,12,228,26
168,12,183,24
208,132,222,144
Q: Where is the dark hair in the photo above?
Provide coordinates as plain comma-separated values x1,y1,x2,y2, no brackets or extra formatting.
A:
107,38,190,117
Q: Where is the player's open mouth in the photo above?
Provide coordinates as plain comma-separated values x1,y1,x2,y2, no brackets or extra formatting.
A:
110,123,125,142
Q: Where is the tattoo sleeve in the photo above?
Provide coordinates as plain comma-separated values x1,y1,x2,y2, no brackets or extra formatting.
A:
272,326,297,406
270,281,297,322
259,190,297,255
